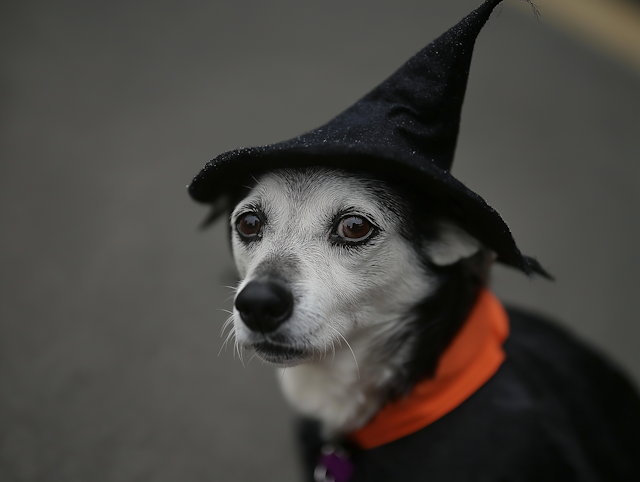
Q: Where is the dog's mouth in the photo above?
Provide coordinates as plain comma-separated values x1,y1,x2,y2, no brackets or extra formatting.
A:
252,341,307,365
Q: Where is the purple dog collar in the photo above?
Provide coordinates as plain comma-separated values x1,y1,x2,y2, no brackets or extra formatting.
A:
314,444,355,482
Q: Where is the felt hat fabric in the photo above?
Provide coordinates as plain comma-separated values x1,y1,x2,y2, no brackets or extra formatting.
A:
188,0,548,277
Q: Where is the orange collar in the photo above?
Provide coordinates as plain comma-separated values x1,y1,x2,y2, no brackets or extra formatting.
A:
350,289,509,449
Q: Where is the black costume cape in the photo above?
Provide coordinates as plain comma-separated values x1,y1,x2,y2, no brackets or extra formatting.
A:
298,309,640,481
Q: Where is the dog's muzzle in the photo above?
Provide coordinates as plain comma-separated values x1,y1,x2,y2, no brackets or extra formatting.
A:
235,278,293,333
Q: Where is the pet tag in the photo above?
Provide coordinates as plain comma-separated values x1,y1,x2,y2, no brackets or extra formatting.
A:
314,444,354,482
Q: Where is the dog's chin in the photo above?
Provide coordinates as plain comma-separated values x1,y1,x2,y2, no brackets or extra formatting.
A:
251,341,310,367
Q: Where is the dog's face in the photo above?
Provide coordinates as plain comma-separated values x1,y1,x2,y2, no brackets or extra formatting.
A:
228,167,480,367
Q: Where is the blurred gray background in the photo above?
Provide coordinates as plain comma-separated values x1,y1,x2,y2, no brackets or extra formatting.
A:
1,0,639,481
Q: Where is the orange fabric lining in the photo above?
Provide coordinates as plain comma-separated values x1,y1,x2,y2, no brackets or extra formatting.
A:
349,289,509,449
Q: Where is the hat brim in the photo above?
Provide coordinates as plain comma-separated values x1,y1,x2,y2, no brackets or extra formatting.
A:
188,144,550,278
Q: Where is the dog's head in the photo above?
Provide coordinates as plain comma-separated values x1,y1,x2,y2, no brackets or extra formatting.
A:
227,167,485,367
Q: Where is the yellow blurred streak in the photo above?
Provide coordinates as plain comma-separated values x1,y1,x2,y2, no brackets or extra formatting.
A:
514,0,640,75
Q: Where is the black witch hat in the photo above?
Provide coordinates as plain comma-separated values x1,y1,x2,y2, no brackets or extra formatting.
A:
188,0,548,277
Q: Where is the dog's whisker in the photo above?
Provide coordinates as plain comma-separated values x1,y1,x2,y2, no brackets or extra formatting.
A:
330,339,336,366
218,338,230,357
232,338,240,361
219,310,234,318
233,338,240,361
250,174,263,187
219,326,236,357
328,326,360,379
220,315,235,337
321,341,328,361
222,324,235,343
236,342,246,367
234,339,241,363
221,313,234,329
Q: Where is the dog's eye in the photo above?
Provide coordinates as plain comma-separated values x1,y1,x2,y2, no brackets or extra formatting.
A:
237,213,262,238
337,215,373,241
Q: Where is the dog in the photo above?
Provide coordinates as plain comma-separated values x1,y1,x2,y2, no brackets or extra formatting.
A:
223,166,640,481
188,1,640,478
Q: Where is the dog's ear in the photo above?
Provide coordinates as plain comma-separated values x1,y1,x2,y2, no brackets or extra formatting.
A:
425,221,482,266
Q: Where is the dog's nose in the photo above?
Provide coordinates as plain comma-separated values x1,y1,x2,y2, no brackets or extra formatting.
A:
235,279,293,333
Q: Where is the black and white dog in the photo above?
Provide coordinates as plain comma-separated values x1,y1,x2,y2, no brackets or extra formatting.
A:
224,167,640,481
189,1,640,479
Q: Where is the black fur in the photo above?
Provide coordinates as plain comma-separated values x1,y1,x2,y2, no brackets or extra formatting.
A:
355,172,494,400
386,250,490,399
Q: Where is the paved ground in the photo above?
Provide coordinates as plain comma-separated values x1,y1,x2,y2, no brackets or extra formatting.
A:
1,0,639,481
